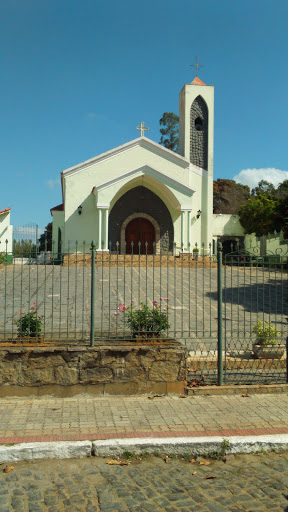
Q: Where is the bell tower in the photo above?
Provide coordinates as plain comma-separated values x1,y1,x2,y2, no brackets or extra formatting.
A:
178,75,214,250
179,76,214,172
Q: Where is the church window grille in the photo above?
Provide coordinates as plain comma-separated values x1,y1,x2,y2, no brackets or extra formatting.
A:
190,95,208,170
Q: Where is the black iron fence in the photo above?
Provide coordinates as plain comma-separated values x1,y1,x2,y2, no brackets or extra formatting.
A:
0,240,287,385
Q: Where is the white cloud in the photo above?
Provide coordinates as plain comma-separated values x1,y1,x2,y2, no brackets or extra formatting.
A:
233,168,288,190
46,178,60,189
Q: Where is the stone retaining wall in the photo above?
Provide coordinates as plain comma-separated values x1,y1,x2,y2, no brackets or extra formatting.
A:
0,343,187,397
62,254,216,268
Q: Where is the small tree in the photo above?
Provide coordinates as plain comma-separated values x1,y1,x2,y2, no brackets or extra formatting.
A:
13,240,37,258
159,112,179,152
238,193,280,237
39,222,52,252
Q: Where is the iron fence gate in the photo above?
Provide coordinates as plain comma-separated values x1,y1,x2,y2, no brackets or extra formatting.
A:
0,239,287,385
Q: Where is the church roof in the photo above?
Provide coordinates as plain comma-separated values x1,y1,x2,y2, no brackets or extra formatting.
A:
0,208,11,215
50,203,64,215
191,76,206,85
61,137,190,179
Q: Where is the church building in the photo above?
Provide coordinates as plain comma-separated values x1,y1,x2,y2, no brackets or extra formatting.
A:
51,76,240,256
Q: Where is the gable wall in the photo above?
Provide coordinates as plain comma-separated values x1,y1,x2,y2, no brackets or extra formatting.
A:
0,211,13,254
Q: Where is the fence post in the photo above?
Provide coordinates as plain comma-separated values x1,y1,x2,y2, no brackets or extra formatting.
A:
217,242,223,385
90,240,96,347
286,335,288,384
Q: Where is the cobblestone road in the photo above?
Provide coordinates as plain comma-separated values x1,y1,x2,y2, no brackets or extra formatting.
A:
0,452,288,511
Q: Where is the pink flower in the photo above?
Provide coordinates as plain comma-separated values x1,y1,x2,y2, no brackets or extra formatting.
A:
33,302,36,305
31,306,35,310
114,312,118,316
153,300,158,306
165,298,169,301
19,313,22,316
160,297,164,301
124,306,127,310
132,300,135,303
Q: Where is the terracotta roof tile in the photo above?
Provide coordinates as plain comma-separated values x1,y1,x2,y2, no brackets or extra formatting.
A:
50,203,64,214
191,76,206,85
0,208,11,215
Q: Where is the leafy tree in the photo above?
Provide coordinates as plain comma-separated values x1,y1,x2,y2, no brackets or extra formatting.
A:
238,193,280,237
276,195,288,238
213,179,250,214
159,112,179,152
251,180,276,196
13,240,37,258
275,179,288,199
39,222,52,251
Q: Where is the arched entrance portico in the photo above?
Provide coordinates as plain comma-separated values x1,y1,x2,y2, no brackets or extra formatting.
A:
109,186,174,254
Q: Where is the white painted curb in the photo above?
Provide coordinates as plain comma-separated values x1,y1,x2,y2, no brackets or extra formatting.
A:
0,441,92,462
1,435,288,462
92,434,288,457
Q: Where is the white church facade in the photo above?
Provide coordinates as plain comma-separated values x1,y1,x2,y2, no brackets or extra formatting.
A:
51,76,244,256
0,208,13,259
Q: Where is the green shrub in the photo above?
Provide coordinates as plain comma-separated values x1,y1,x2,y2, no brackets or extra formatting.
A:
15,305,43,337
253,319,280,346
115,299,169,338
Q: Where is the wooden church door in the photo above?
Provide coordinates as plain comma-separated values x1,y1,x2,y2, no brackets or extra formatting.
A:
125,218,155,254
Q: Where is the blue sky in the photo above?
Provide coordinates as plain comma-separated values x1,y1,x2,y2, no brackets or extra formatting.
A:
1,0,288,231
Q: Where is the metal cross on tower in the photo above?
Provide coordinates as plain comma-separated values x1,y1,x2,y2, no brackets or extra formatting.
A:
136,122,149,137
190,56,203,77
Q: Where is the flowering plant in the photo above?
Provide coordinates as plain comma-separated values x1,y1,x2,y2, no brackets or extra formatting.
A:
252,319,280,346
15,304,43,338
114,298,169,338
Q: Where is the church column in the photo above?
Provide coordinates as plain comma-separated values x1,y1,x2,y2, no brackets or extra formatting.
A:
181,208,192,252
103,208,109,251
97,209,102,251
181,210,185,251
97,204,110,251
187,210,191,252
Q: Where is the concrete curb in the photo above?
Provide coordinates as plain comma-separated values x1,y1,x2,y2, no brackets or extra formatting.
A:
92,434,288,457
186,384,288,396
0,441,92,462
1,435,288,462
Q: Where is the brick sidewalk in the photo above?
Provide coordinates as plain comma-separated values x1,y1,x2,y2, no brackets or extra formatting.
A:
0,393,288,444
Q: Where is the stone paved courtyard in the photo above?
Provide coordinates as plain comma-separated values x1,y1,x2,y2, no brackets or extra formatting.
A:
0,394,287,443
0,452,288,511
0,264,286,351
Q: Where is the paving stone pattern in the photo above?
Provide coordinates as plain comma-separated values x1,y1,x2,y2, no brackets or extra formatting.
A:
0,453,288,512
0,265,286,351
0,394,288,443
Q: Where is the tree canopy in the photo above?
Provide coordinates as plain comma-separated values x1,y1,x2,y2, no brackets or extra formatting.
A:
159,112,179,152
251,180,276,196
213,179,250,214
39,222,52,251
238,193,281,237
238,180,288,237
